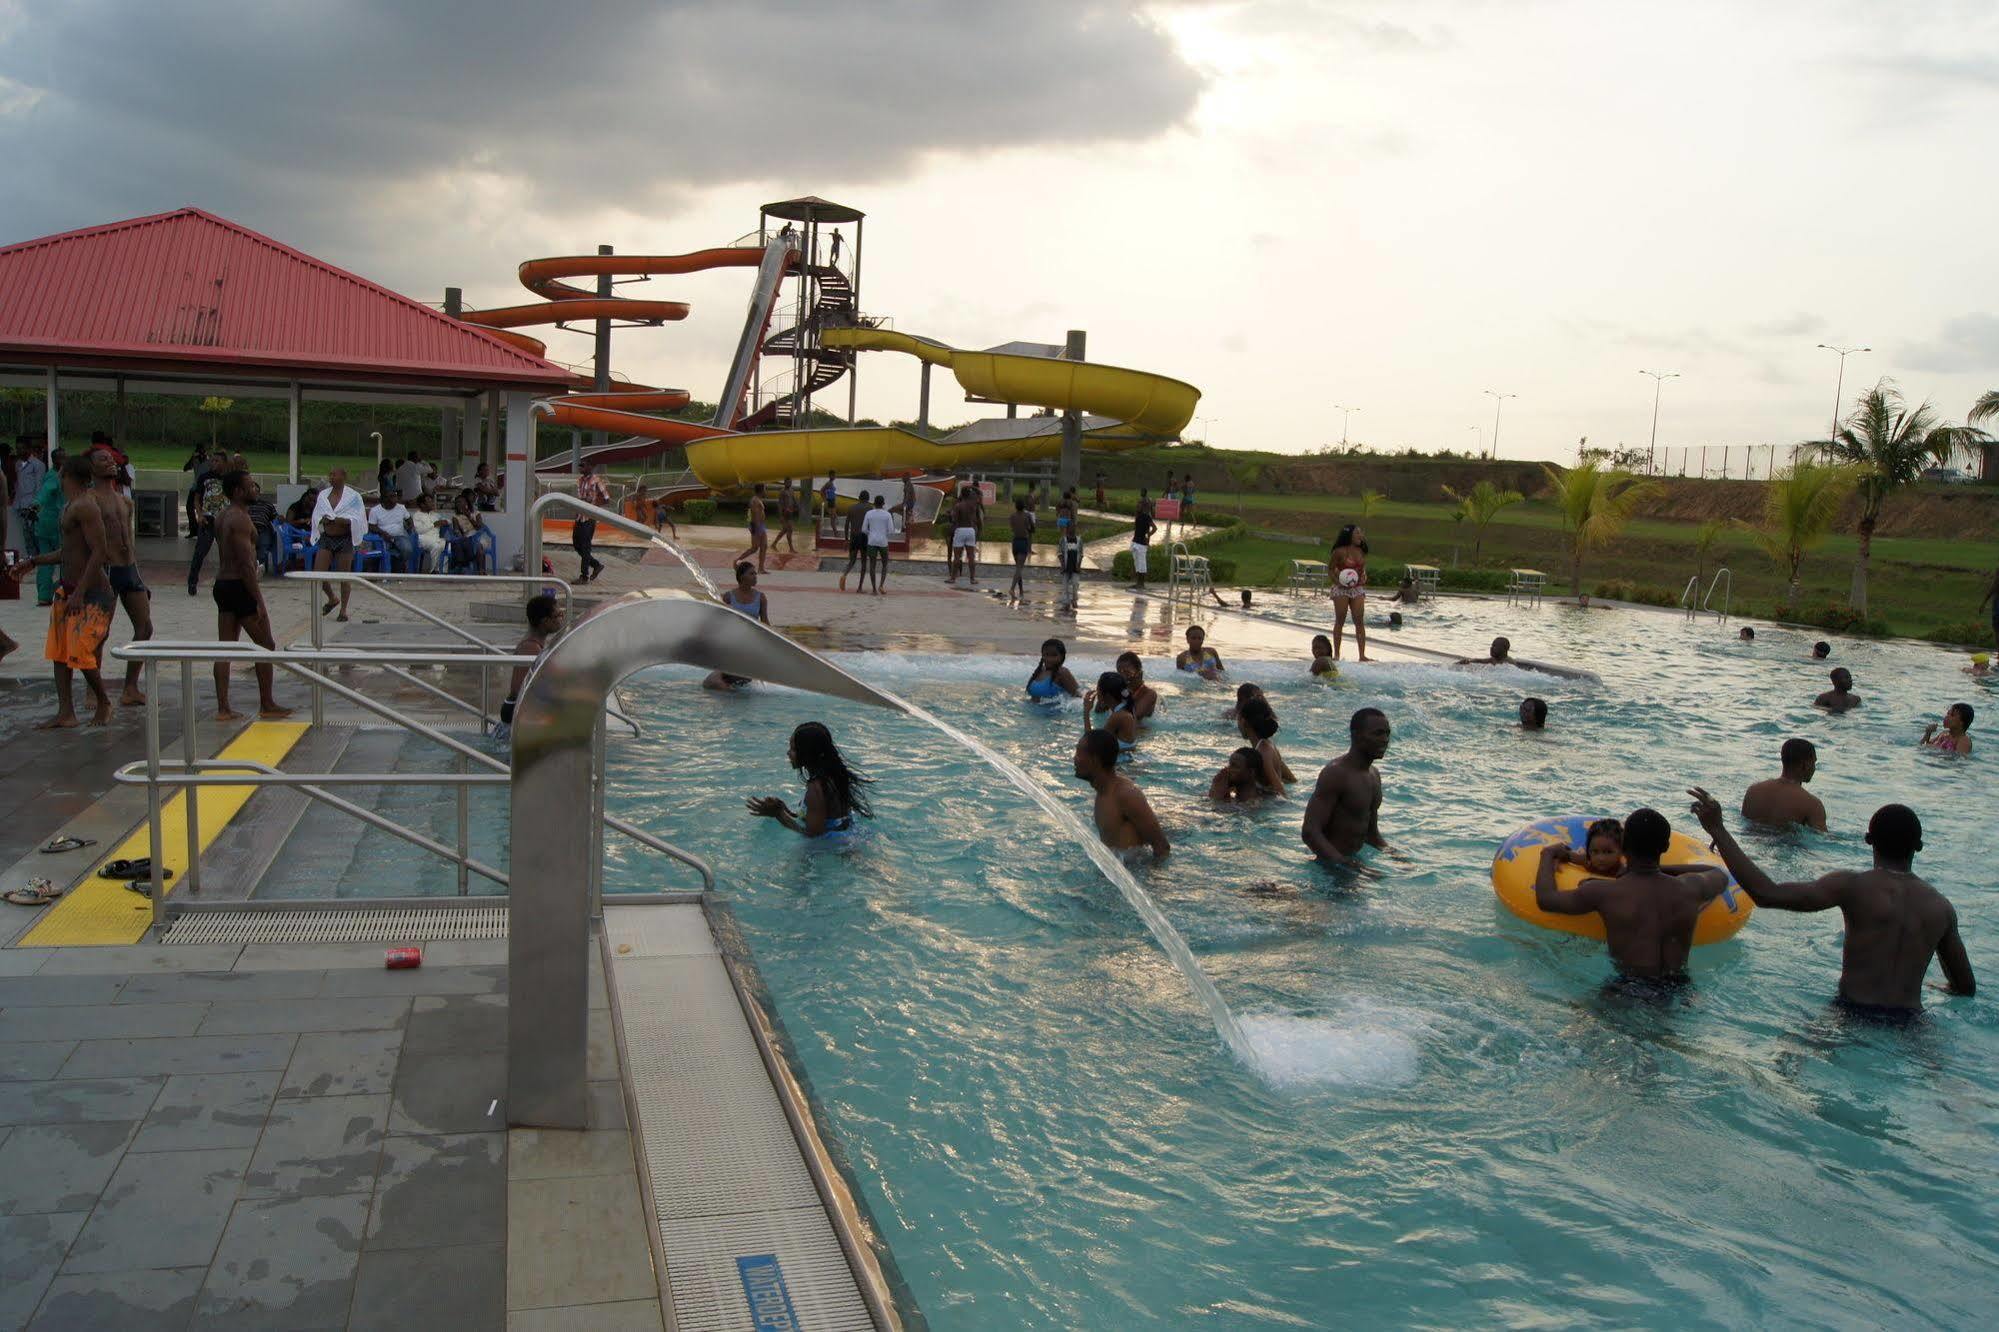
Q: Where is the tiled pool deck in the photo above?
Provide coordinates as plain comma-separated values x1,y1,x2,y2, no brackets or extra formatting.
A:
0,941,654,1332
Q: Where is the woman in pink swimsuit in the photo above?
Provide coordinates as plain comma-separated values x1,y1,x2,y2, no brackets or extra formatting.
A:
1328,524,1371,662
1920,703,1974,755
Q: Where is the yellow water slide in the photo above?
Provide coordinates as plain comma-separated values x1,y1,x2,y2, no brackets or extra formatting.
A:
682,329,1199,489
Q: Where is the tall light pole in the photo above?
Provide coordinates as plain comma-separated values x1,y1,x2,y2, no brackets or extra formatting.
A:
1192,415,1219,445
1816,343,1869,442
1639,369,1678,453
1338,405,1359,446
1483,390,1516,459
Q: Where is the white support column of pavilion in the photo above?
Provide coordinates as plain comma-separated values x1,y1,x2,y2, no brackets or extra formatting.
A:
484,389,501,470
504,389,532,567
287,381,302,483
460,395,481,477
44,366,57,461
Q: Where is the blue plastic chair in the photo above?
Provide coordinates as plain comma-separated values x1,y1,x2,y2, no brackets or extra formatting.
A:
356,534,391,574
275,522,315,575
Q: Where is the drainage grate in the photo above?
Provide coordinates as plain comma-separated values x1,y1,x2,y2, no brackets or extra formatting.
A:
161,906,510,945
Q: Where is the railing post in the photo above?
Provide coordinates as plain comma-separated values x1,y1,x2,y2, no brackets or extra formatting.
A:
309,586,324,725
589,712,607,920
145,660,165,931
456,747,471,897
180,661,201,896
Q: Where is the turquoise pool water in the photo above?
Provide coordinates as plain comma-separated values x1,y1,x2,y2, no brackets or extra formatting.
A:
602,600,1996,1327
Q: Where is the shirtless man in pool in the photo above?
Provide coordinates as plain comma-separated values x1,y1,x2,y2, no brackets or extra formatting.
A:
1533,807,1730,984
1301,707,1392,865
1072,730,1169,859
1739,738,1827,832
89,442,152,704
1690,791,1973,1014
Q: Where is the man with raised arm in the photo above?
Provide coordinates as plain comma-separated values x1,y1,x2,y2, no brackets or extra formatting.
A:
211,471,293,721
1534,807,1730,986
1072,729,1169,860
1689,790,1973,1015
1739,738,1827,832
1302,707,1391,865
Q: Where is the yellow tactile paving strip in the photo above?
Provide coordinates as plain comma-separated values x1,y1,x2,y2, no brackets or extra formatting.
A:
22,721,309,947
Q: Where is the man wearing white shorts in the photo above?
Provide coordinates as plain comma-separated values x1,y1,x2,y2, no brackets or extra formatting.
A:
947,487,983,585
1129,494,1156,589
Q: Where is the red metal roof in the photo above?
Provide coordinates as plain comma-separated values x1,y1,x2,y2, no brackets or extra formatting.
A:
0,207,570,389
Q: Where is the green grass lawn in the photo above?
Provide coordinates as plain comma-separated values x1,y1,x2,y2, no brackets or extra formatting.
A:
1099,489,1997,643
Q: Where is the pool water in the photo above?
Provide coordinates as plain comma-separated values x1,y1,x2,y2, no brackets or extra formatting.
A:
396,598,1999,1325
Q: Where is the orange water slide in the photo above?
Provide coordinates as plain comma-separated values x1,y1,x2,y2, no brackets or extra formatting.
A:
460,245,793,468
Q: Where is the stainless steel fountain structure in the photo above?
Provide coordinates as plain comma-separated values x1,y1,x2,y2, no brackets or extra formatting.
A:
506,589,898,1128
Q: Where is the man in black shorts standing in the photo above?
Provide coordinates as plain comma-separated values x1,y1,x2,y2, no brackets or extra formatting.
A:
212,470,292,721
89,439,153,705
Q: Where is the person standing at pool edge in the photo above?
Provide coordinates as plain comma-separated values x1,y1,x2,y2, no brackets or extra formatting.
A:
88,441,152,705
1532,807,1731,985
210,471,293,722
1073,729,1169,859
1328,524,1371,661
1740,738,1826,831
1129,490,1155,589
736,481,769,574
7,455,114,728
947,486,983,586
574,461,609,583
1689,790,1974,1013
862,494,895,595
1302,707,1392,865
1007,497,1034,601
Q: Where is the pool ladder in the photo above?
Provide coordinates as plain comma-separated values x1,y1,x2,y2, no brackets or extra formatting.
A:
1681,568,1732,621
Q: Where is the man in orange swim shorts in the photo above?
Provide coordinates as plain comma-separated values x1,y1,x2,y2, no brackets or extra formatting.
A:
8,455,114,727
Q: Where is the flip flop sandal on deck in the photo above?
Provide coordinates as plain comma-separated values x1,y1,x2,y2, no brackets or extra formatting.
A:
97,858,153,880
5,879,63,906
40,836,98,854
122,871,174,899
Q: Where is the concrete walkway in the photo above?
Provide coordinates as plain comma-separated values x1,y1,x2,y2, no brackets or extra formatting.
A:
0,938,653,1332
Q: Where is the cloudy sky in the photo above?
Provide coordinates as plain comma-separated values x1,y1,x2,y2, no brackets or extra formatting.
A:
3,0,1995,462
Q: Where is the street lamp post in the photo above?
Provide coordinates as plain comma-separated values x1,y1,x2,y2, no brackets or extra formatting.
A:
1338,405,1359,446
1483,390,1516,459
1639,369,1679,455
1816,343,1869,442
1192,415,1219,445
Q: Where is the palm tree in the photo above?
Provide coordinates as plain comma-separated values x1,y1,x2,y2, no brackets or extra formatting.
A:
1808,380,1988,614
1692,517,1726,589
1970,390,1999,482
1739,462,1856,607
1359,489,1384,519
1540,462,1660,598
1439,480,1523,560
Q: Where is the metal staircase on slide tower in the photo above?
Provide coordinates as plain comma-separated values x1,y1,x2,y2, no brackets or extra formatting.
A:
739,262,857,431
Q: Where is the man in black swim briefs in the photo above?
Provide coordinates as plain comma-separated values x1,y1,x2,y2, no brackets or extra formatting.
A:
211,470,291,721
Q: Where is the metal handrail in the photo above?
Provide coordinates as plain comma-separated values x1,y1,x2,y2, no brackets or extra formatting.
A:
286,569,639,737
524,489,721,602
1702,568,1733,621
1680,574,1701,619
1167,540,1211,610
110,757,511,889
111,641,714,929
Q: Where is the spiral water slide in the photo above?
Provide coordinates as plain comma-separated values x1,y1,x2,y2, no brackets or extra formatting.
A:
460,244,793,471
681,328,1200,489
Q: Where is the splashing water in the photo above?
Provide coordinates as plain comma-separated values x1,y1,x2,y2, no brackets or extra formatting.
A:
643,531,723,602
884,693,1259,1069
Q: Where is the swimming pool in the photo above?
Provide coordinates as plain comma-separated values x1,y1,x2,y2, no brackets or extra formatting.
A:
597,599,1995,1326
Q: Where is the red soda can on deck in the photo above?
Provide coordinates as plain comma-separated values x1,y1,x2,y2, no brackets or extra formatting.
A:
385,946,423,970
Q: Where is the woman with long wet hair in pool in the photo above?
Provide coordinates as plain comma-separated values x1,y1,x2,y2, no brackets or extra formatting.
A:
1026,638,1080,701
1328,524,1372,662
747,722,874,838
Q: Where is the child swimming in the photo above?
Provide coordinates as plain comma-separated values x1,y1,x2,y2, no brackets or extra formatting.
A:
1083,671,1140,752
1174,625,1225,680
1582,818,1625,877
1236,694,1296,790
745,721,874,839
1026,637,1081,702
1208,746,1274,802
1310,634,1338,679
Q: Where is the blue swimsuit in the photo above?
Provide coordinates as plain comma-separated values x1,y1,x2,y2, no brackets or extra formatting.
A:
1026,671,1066,700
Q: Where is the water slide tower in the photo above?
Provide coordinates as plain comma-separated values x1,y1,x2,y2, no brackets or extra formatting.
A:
738,196,865,433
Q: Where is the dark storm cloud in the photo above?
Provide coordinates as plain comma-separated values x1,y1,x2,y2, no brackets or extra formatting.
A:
0,0,1204,244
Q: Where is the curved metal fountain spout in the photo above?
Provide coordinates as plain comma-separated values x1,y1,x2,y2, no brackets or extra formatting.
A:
508,589,899,1128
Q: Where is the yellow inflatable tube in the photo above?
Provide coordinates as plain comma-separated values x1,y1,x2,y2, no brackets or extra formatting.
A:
1490,814,1754,946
